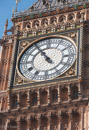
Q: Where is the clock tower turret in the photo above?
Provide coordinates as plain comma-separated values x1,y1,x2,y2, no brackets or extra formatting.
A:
0,0,89,129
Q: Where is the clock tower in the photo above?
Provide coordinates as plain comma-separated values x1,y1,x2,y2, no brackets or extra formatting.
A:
0,0,89,129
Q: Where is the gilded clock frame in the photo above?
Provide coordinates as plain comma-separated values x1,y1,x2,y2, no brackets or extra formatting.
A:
12,28,80,88
16,35,77,82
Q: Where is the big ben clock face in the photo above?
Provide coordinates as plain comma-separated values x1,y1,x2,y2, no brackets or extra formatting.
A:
18,36,77,81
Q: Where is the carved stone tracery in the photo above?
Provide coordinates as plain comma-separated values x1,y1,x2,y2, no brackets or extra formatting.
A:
64,123,69,130
13,10,86,38
42,18,48,27
33,20,40,29
75,122,80,130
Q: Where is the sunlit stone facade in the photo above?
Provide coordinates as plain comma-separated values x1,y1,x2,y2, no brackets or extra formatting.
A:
0,0,89,129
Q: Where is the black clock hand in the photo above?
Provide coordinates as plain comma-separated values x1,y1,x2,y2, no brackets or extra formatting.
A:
35,45,53,64
43,54,53,64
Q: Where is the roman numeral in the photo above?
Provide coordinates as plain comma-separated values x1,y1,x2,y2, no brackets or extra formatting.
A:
56,39,63,48
28,67,33,71
60,62,70,66
35,71,39,75
20,61,32,64
61,45,72,51
63,54,76,57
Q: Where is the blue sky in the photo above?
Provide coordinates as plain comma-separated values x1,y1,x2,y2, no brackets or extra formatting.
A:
0,0,36,38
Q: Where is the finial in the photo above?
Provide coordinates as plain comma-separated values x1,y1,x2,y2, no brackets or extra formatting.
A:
15,0,21,12
12,7,14,15
5,19,8,26
4,19,8,36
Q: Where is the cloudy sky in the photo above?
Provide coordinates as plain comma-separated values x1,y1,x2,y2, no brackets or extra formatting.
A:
0,0,36,38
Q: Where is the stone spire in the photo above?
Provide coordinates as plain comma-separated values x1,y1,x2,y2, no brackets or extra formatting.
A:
4,19,8,36
15,0,21,12
12,7,14,15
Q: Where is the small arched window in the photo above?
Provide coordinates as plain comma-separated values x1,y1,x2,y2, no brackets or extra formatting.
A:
51,90,58,103
52,91,58,101
73,88,78,99
32,94,37,106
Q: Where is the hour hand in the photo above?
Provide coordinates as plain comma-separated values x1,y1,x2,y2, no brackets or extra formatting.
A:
44,56,53,64
40,50,53,64
35,45,53,64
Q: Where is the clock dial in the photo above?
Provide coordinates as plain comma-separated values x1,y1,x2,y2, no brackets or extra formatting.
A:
18,36,77,81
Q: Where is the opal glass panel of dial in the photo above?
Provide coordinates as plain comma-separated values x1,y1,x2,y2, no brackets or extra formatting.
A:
18,37,77,81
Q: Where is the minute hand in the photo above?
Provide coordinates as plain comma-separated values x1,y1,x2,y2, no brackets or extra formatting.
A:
35,45,53,64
